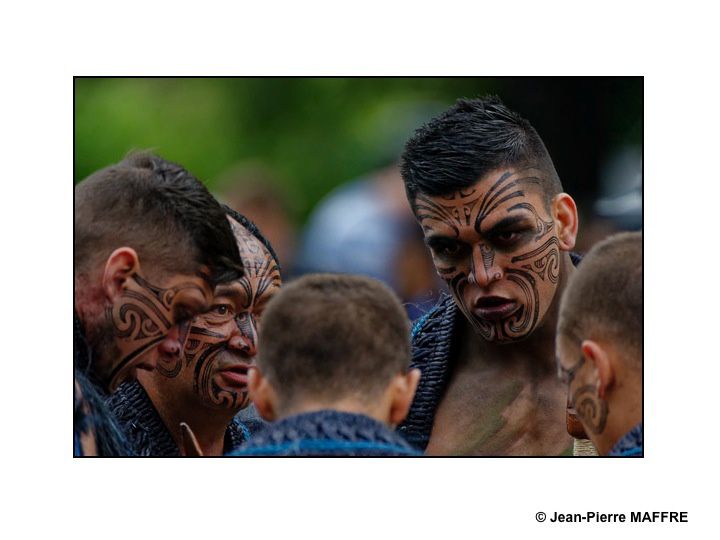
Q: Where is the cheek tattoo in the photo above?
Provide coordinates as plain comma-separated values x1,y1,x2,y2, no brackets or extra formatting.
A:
570,384,609,435
193,342,240,409
179,313,258,410
107,274,203,385
183,324,243,409
417,169,561,342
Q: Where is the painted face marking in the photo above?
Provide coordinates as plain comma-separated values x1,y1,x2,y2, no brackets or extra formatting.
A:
107,273,207,387
155,218,282,411
415,168,562,343
570,384,608,435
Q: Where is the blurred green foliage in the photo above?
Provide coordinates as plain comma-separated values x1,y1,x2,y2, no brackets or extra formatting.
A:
75,77,641,223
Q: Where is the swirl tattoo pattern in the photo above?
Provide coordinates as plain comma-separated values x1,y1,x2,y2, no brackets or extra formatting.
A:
158,219,282,411
570,384,608,435
416,168,562,342
107,273,206,388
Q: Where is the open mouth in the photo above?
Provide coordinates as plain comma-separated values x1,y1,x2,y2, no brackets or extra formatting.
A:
472,296,518,320
217,364,250,387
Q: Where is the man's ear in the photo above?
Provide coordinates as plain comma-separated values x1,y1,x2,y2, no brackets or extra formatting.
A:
248,366,278,422
552,193,579,251
388,368,421,426
102,248,140,302
581,339,615,400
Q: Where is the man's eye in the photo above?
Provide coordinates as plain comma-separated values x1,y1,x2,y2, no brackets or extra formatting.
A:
211,304,234,317
432,241,465,258
493,230,525,246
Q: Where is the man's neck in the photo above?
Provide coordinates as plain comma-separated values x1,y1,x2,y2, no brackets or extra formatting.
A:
139,379,236,456
279,399,390,426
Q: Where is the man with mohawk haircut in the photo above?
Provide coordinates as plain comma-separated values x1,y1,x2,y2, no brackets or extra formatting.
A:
398,96,585,455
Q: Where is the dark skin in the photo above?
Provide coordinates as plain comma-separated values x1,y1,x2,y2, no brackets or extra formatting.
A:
415,167,579,455
75,247,213,392
138,218,282,456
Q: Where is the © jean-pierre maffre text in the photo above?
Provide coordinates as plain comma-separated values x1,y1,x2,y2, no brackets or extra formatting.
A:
549,512,688,523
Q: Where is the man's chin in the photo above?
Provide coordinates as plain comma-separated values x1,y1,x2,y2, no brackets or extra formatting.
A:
469,317,532,344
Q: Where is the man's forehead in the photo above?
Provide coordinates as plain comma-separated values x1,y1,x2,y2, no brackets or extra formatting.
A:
150,265,211,290
228,216,273,258
451,167,546,198
414,167,548,234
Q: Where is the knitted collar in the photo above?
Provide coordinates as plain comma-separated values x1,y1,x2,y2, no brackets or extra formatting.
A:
231,409,420,456
608,423,643,457
107,380,249,456
396,294,457,451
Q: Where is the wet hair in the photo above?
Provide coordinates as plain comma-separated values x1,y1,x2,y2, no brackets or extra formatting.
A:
401,96,562,207
75,152,243,286
257,273,411,406
558,232,642,363
222,205,281,270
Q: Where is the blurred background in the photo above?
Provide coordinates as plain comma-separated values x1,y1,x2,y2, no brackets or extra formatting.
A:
75,77,642,320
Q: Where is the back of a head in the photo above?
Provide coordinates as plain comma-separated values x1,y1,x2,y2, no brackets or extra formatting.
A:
559,232,643,365
257,273,411,407
400,96,562,206
75,153,242,285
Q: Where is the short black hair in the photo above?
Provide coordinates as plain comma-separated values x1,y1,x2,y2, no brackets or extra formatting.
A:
401,96,562,206
257,273,411,407
558,232,643,363
75,152,243,286
222,205,281,270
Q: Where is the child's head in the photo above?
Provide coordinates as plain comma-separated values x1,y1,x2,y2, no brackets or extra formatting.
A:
248,273,420,426
557,231,642,454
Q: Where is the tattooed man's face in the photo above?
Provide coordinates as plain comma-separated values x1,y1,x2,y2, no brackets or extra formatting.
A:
156,217,282,411
414,167,564,343
106,272,212,391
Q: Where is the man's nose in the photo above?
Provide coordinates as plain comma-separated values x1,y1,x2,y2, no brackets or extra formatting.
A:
158,336,182,358
229,315,258,358
467,244,502,288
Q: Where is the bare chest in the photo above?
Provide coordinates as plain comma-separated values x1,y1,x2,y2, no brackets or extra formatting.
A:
425,357,572,456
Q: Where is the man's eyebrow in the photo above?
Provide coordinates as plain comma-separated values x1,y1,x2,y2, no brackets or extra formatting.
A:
173,301,202,321
482,215,533,235
424,235,462,246
214,284,244,299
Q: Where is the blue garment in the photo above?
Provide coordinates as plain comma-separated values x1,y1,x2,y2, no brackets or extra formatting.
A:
106,380,255,456
74,312,134,457
229,410,421,456
608,423,643,457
